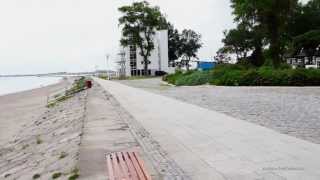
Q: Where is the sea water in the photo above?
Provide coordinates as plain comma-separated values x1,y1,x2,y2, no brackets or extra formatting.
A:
0,77,62,96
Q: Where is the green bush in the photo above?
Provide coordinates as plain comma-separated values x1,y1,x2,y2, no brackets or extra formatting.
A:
175,71,211,86
257,67,290,86
33,174,40,179
163,70,183,85
52,172,62,179
163,64,320,86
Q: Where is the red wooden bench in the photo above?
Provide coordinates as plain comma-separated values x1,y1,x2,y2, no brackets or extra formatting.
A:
106,151,152,180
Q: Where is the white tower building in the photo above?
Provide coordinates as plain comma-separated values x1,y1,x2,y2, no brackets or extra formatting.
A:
121,30,175,77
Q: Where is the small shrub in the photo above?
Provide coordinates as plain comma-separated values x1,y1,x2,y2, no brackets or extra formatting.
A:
52,172,62,179
68,174,79,180
71,168,79,174
36,136,42,144
68,167,79,180
59,152,68,159
33,174,41,179
22,144,29,150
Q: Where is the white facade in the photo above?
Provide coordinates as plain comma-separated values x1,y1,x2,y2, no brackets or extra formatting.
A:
287,56,320,69
122,30,175,76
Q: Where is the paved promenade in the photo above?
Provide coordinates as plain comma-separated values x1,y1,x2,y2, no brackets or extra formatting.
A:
95,78,320,180
120,78,320,144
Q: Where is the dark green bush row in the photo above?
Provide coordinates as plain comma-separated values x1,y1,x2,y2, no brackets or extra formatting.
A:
163,70,211,86
163,64,320,86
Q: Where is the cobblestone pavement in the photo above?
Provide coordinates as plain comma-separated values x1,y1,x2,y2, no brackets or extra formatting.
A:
119,78,320,144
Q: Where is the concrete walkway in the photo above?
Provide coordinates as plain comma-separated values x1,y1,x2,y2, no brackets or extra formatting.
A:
79,84,141,179
95,78,320,180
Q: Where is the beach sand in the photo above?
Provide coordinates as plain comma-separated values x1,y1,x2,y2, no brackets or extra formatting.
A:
0,78,88,179
0,81,67,146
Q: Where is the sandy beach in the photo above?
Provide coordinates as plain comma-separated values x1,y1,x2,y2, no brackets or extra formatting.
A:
0,79,89,179
0,81,68,146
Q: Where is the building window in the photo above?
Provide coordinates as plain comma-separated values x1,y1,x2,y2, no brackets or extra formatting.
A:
129,46,137,75
131,70,138,76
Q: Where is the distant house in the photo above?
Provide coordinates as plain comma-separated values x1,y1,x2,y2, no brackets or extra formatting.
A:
286,47,320,69
120,30,175,77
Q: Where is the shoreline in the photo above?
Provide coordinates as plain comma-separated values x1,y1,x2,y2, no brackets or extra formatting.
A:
0,77,63,97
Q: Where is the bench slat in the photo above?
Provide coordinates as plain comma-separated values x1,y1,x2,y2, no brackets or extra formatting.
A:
106,154,115,180
106,151,151,180
123,152,139,180
132,152,152,180
111,153,122,179
128,151,147,180
117,152,131,180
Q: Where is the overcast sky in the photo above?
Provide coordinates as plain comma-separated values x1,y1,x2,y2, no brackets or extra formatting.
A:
0,0,310,74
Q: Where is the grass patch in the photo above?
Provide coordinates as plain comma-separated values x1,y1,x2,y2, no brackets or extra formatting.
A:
68,167,79,180
98,74,108,80
36,136,42,144
32,174,40,179
59,152,68,159
68,174,79,180
47,77,87,108
21,144,29,150
52,172,62,179
163,64,320,86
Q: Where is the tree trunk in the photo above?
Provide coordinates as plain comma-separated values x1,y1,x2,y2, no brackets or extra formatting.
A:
186,58,190,71
143,56,148,76
251,39,264,67
268,17,281,68
270,36,281,68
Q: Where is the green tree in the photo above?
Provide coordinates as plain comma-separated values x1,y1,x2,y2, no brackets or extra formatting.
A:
230,0,298,68
221,25,253,60
167,23,181,65
289,0,320,37
220,22,266,67
288,0,320,56
118,1,167,75
178,29,202,71
293,30,320,57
